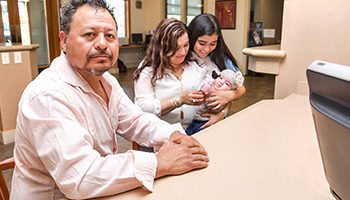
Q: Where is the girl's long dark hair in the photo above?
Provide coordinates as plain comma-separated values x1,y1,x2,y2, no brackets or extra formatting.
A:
187,13,238,71
134,18,189,86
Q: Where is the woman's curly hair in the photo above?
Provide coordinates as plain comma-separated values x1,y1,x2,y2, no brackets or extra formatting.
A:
134,18,190,86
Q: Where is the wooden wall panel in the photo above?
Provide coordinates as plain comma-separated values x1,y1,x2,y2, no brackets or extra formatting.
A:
7,0,21,43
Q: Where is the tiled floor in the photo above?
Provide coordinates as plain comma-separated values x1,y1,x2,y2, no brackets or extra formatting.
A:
0,67,275,192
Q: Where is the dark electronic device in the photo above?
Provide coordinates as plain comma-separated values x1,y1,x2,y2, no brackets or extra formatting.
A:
131,33,143,44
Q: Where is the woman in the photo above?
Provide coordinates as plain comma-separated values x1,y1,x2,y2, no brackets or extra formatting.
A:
187,13,246,117
134,18,211,130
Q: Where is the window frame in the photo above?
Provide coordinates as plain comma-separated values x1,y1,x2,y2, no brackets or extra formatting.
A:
165,0,203,24
106,0,129,39
165,0,181,21
186,0,203,25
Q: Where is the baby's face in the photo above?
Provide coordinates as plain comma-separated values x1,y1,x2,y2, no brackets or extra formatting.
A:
212,74,232,91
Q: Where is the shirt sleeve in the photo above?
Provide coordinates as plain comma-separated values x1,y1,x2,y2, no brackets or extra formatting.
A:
18,89,165,199
224,56,240,72
115,80,185,149
134,64,161,116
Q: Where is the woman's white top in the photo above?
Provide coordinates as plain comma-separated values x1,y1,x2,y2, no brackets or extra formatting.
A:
134,56,218,129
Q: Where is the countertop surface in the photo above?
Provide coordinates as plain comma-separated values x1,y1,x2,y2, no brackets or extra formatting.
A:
99,94,333,200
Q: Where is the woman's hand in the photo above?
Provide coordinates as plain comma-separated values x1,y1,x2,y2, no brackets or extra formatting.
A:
199,112,225,129
205,90,233,110
205,85,246,111
180,90,204,105
160,90,204,116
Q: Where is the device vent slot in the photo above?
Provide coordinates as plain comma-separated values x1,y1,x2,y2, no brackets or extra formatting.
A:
310,93,350,129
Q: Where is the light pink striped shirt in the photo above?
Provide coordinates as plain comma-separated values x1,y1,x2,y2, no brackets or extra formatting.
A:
10,52,183,199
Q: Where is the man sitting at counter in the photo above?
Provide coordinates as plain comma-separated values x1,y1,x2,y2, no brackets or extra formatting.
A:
10,0,209,199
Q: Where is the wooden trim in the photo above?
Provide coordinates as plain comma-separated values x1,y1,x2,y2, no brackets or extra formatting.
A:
201,0,204,13
165,0,168,19
7,0,21,43
181,0,186,23
0,157,14,200
0,173,9,200
124,0,127,39
0,44,39,52
38,65,49,69
0,158,15,171
132,142,139,150
120,44,142,49
127,0,131,44
0,5,4,43
45,0,61,63
26,1,32,43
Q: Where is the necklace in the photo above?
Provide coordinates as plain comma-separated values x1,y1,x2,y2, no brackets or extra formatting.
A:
171,65,184,79
171,66,184,119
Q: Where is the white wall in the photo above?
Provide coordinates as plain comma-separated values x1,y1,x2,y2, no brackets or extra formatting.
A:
275,0,350,99
125,0,251,73
120,0,165,66
145,0,165,32
130,0,147,35
253,0,283,45
130,0,165,39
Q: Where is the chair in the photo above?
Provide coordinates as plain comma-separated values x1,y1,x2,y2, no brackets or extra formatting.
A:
132,142,139,150
0,157,14,200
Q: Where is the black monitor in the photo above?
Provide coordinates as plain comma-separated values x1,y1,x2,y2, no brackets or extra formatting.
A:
145,34,152,45
307,60,350,200
131,33,143,44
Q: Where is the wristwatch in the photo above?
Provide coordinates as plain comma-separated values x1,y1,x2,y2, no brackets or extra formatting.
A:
220,109,227,119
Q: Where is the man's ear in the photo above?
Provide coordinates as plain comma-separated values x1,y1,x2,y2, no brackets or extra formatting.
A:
59,31,67,53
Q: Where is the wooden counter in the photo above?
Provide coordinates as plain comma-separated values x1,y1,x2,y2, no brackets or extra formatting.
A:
0,44,39,52
119,44,143,49
99,94,333,200
0,44,39,144
109,44,144,74
242,44,286,75
242,44,285,58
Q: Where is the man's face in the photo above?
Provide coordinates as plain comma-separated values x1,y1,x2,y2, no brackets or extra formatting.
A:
212,74,232,91
59,5,119,76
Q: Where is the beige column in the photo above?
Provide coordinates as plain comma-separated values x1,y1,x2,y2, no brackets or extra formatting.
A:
0,44,39,144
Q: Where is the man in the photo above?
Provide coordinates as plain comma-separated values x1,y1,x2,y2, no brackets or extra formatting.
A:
10,0,209,199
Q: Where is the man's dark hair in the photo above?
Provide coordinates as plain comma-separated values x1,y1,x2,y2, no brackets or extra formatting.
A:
60,0,117,34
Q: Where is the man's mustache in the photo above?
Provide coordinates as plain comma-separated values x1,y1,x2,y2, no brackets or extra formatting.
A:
87,50,112,60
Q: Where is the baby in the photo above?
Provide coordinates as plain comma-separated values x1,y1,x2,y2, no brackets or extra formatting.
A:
200,69,243,94
185,69,244,135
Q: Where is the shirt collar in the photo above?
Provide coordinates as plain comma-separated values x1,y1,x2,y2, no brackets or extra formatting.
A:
190,51,208,67
51,51,110,94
